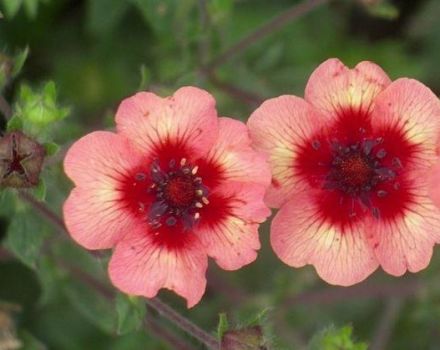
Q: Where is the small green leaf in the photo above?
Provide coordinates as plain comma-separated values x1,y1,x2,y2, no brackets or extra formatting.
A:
308,326,368,350
2,0,23,18
4,212,47,269
12,47,29,78
115,293,146,335
43,80,57,101
366,2,399,20
23,0,38,18
6,115,23,131
32,179,46,201
43,142,60,156
217,313,229,339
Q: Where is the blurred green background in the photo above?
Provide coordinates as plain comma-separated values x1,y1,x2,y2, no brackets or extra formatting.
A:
1,0,440,349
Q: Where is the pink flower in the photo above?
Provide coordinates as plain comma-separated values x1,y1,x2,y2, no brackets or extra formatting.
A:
63,87,271,307
248,59,440,286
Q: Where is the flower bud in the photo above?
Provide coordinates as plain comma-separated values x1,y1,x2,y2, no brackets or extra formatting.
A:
0,131,45,188
221,325,268,350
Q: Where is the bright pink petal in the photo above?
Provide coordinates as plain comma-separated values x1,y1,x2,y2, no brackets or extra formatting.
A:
367,189,440,276
428,160,440,209
271,191,379,286
63,132,145,249
115,86,218,160
196,183,270,270
372,78,440,169
109,231,207,308
305,59,391,119
64,188,142,250
247,96,323,208
201,117,271,187
64,131,144,187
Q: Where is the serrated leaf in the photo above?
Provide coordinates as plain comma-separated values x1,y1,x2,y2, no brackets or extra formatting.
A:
2,0,23,18
32,179,46,201
217,313,229,339
6,115,23,131
43,142,59,156
43,80,57,101
115,293,146,335
308,326,368,350
3,211,47,269
12,47,29,77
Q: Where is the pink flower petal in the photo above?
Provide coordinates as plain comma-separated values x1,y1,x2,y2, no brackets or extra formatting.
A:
372,78,440,169
305,59,391,119
247,95,323,208
115,86,218,160
63,131,145,249
200,117,271,187
366,188,440,276
64,131,144,188
271,191,379,286
109,230,208,308
196,183,270,270
428,160,440,209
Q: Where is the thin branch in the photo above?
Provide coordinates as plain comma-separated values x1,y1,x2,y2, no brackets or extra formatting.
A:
18,191,66,232
146,298,219,350
145,317,196,350
208,72,264,107
0,95,13,120
206,0,329,71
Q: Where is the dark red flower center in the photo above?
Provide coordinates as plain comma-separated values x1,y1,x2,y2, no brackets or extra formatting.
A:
295,112,418,227
143,158,209,230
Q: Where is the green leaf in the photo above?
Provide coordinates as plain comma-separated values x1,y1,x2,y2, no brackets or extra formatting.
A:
2,0,23,18
3,212,47,269
308,326,368,350
217,313,229,339
23,0,38,18
43,142,60,156
115,293,146,335
12,47,29,77
32,179,46,201
366,2,399,20
64,280,115,334
16,82,70,133
6,115,23,131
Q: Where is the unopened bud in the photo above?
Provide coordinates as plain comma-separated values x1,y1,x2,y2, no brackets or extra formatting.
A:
0,131,45,188
221,325,268,350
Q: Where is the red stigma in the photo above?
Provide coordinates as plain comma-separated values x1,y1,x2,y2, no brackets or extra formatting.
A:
164,176,197,208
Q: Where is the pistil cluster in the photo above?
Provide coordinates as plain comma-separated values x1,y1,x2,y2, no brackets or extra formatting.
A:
139,158,209,230
320,135,402,219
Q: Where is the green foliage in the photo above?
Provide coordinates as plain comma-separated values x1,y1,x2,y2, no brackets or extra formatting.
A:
308,326,368,350
1,0,48,19
115,293,146,335
217,312,229,339
6,115,23,131
363,0,399,20
3,211,48,269
43,142,60,156
15,81,70,137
